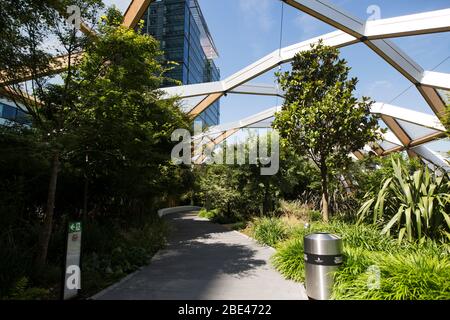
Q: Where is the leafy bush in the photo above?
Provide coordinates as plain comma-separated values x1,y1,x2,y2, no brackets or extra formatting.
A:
269,218,450,299
198,208,243,224
251,217,288,247
198,208,219,220
230,221,248,230
358,159,450,242
272,237,306,282
308,210,322,222
79,215,169,298
6,277,51,300
333,247,450,300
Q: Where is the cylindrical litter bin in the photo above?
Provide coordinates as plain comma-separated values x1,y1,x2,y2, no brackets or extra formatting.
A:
304,232,343,300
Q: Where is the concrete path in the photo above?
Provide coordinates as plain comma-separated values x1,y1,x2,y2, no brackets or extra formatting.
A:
92,211,307,300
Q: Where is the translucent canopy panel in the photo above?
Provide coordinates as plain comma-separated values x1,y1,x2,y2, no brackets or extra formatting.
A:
339,43,419,106
422,138,450,157
246,118,274,129
391,33,450,72
328,0,450,19
283,5,335,44
379,141,399,150
396,119,440,140
179,95,208,113
219,94,281,124
437,89,450,105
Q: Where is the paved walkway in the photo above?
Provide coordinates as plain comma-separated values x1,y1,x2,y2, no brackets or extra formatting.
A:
92,211,307,300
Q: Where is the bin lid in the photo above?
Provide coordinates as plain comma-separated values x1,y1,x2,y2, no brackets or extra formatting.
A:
304,232,342,255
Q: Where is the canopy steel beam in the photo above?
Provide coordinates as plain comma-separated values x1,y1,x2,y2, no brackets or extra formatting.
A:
412,145,450,172
371,102,446,132
283,1,450,39
282,0,450,120
123,0,154,29
380,115,411,146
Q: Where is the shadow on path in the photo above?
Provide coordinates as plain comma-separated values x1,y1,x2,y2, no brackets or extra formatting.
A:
93,211,306,300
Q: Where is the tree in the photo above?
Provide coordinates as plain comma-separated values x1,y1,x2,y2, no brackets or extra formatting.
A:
197,135,319,218
1,0,103,272
272,41,380,222
69,9,190,217
1,4,189,271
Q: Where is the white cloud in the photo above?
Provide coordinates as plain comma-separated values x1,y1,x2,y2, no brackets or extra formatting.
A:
238,0,275,32
293,13,322,38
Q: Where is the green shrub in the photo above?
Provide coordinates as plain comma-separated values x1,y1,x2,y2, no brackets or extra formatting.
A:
271,219,450,300
272,237,306,282
6,277,52,300
333,248,450,300
79,215,169,298
198,208,219,220
251,217,288,247
230,221,248,230
198,208,243,224
308,210,322,222
358,159,450,242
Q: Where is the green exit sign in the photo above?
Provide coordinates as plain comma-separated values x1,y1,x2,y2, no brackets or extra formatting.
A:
69,222,82,233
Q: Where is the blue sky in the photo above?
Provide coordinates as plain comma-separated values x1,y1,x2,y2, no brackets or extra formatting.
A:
104,0,449,153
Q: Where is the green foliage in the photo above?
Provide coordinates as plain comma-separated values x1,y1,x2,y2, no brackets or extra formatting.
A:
5,277,51,300
267,217,450,300
358,159,450,242
198,208,242,224
229,221,248,230
350,153,422,198
0,6,189,298
80,215,169,298
251,217,288,247
333,247,450,300
198,208,219,220
309,210,323,222
272,40,381,220
272,238,306,282
197,139,320,220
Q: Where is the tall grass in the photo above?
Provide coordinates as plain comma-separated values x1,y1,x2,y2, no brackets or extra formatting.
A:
333,247,450,300
358,159,450,242
251,217,288,247
265,217,450,300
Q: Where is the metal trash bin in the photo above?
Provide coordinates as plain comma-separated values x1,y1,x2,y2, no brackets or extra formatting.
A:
304,232,343,300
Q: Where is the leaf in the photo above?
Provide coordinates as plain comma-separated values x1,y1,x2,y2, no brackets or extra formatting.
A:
398,227,406,244
441,210,450,230
405,207,413,242
381,206,403,235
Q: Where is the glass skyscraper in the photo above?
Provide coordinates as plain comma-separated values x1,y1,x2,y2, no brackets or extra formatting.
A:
141,0,220,127
0,99,30,126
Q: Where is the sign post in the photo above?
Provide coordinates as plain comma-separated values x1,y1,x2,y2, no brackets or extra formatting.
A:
63,221,82,300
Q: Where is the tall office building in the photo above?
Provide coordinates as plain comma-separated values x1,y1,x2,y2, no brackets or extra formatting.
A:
141,0,220,127
0,98,30,126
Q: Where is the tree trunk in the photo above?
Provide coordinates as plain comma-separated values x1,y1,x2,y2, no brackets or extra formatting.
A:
35,152,60,271
320,161,329,223
263,179,270,215
83,175,88,221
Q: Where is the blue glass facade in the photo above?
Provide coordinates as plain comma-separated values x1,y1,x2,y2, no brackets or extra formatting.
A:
142,0,220,127
0,101,30,125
